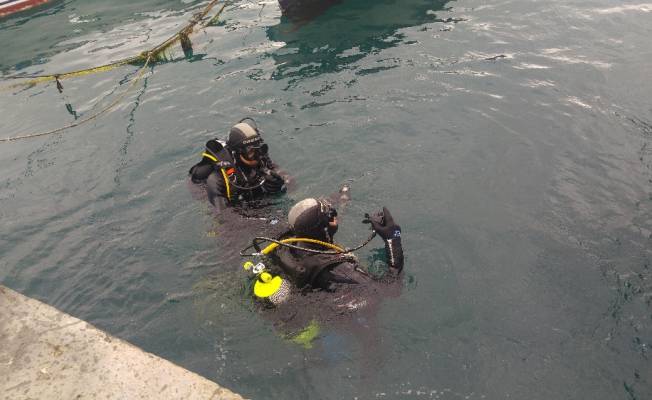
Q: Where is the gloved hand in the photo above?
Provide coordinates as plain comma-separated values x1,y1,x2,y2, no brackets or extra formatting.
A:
363,207,401,241
364,207,403,273
262,170,286,193
260,154,274,170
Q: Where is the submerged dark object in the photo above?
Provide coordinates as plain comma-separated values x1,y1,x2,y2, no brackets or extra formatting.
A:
179,32,193,59
0,0,54,18
278,0,343,22
268,0,453,79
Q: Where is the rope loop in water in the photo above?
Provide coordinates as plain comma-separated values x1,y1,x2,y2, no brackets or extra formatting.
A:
0,0,226,91
0,0,228,143
0,56,152,143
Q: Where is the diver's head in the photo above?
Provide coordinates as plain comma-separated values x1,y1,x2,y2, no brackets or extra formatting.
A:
288,198,338,243
227,118,268,167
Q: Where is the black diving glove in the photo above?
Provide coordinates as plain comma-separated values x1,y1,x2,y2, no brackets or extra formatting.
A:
364,207,401,241
364,207,403,273
262,170,286,193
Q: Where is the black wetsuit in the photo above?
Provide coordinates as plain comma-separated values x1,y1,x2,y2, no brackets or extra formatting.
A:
254,220,403,341
189,142,286,211
260,237,403,323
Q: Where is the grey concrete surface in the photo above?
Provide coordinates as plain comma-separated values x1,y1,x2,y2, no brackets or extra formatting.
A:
0,285,246,400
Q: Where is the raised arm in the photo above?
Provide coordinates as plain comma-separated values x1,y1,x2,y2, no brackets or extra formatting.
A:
364,207,403,274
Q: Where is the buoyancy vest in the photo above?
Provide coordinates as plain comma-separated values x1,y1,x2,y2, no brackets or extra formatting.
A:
191,139,270,202
190,139,235,180
271,245,359,289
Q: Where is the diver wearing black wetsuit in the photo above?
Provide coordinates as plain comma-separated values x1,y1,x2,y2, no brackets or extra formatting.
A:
239,197,403,345
270,198,403,295
189,118,287,211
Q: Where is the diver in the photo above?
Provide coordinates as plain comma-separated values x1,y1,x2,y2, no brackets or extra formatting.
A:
279,198,402,291
189,118,288,211
241,197,403,311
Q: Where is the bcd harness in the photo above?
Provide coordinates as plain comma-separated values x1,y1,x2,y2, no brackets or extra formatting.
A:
201,148,234,201
200,140,268,202
242,237,359,289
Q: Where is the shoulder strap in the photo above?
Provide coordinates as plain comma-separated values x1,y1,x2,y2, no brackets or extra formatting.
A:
201,140,236,201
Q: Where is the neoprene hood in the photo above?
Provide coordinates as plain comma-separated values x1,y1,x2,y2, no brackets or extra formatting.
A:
288,198,336,240
227,120,262,150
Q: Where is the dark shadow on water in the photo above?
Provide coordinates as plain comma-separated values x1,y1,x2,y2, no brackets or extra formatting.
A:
278,0,343,23
267,0,453,83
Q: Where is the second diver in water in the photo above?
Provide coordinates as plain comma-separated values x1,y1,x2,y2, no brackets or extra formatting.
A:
242,197,404,312
189,118,288,211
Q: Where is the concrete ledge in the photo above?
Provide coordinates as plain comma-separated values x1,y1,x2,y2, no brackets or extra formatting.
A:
0,285,245,400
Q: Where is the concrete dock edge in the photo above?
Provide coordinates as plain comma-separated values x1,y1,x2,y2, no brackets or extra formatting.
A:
0,285,246,400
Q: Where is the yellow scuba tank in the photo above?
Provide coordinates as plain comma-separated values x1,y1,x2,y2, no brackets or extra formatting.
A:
242,261,320,348
243,261,291,306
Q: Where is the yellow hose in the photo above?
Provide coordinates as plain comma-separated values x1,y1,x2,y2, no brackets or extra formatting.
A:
261,238,345,255
200,152,231,201
220,168,231,201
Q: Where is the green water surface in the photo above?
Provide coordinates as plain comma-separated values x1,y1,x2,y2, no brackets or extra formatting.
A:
1,0,651,399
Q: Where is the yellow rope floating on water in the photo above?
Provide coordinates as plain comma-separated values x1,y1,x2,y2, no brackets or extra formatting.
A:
0,56,143,91
0,0,226,91
0,55,152,143
0,0,228,143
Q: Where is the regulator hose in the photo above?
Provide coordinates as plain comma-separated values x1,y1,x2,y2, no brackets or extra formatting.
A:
240,232,377,257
